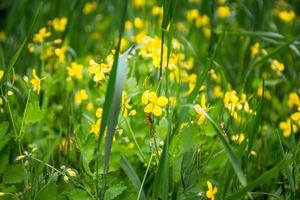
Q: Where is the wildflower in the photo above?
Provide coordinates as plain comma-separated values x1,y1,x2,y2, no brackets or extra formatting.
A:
213,85,223,98
251,42,260,58
271,59,284,75
88,59,110,82
224,90,240,119
231,133,245,143
91,119,101,136
195,14,210,27
125,20,133,31
278,10,295,23
194,95,210,125
187,9,200,22
83,2,97,14
33,27,51,43
152,6,163,17
291,107,300,122
86,102,94,111
142,91,168,117
217,6,231,19
54,47,67,63
96,108,103,118
30,69,45,94
133,0,145,8
288,92,300,107
134,17,145,29
91,108,102,136
67,62,83,80
0,70,4,80
75,89,88,105
121,91,132,117
206,181,217,200
52,17,68,32
0,31,6,42
279,119,298,137
257,85,271,100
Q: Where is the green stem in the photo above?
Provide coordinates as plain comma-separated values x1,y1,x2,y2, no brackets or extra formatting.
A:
125,118,146,162
137,153,154,200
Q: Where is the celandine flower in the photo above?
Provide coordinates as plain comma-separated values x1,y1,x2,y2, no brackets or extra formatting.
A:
142,91,168,117
194,95,210,125
75,89,88,105
206,181,217,200
30,69,45,94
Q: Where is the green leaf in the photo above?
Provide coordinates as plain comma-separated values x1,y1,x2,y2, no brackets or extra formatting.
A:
36,184,58,200
120,156,146,200
3,164,25,184
65,188,92,200
104,184,127,200
0,121,12,151
24,94,43,124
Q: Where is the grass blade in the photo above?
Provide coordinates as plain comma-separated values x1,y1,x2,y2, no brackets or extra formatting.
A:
120,156,146,200
194,106,248,187
225,154,292,200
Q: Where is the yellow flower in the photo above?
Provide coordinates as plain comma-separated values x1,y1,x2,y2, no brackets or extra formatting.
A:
217,6,231,19
75,89,88,105
134,17,145,29
271,59,284,75
278,10,295,23
224,90,240,119
91,119,100,136
33,27,51,43
288,92,300,108
30,69,45,94
213,85,223,98
0,70,4,81
88,58,112,82
152,6,163,17
83,2,97,14
133,0,145,8
206,181,217,200
194,95,210,125
231,133,245,143
54,47,67,63
291,107,300,122
121,91,132,117
67,62,83,80
52,17,68,32
142,91,168,117
251,42,260,58
187,9,200,22
257,85,272,100
279,119,298,137
0,31,6,42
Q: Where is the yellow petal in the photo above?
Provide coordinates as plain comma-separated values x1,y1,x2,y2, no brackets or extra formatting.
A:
144,103,154,113
148,92,157,102
157,96,168,106
152,105,162,116
141,90,149,105
291,112,300,121
207,181,213,191
206,191,212,198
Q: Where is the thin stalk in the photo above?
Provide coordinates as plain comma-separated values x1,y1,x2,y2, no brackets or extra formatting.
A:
137,153,154,200
125,118,146,162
